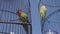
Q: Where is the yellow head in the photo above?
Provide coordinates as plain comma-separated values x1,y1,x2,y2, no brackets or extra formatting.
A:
40,5,46,12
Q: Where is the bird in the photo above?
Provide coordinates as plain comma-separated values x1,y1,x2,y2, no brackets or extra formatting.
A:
40,5,47,33
40,5,46,21
16,10,29,23
16,9,29,34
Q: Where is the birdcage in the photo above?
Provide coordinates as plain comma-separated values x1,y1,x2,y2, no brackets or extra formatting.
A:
0,0,32,34
39,0,60,34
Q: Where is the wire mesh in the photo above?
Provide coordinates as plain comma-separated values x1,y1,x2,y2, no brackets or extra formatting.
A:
43,9,60,34
39,0,60,34
0,0,32,34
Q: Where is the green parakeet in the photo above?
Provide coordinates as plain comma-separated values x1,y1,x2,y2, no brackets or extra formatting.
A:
40,5,47,33
40,5,46,21
16,10,29,34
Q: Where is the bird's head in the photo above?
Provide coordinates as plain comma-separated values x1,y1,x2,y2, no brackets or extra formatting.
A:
16,10,23,16
40,5,46,12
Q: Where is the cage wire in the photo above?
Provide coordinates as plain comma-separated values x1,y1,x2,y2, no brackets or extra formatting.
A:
42,9,60,34
0,0,32,34
39,0,60,34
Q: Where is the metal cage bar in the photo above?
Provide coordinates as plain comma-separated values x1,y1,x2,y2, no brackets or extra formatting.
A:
0,0,32,34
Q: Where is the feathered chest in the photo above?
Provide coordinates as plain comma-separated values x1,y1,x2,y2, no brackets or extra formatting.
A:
20,12,27,17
